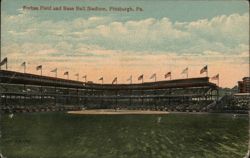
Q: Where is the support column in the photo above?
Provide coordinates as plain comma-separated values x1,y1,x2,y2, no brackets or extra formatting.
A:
129,89,132,109
115,90,118,109
101,90,104,109
141,90,144,109
54,86,57,106
23,84,26,106
84,89,87,108
40,86,43,105
154,90,157,110
77,88,79,108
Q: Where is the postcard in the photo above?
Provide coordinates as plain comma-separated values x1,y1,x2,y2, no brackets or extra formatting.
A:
0,0,249,158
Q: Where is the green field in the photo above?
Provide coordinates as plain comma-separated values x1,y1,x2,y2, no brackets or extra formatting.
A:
0,112,248,158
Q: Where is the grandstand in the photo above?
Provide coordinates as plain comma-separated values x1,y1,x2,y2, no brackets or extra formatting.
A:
213,93,249,113
0,70,219,113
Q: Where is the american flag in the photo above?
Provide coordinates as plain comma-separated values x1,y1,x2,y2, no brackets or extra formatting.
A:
200,65,208,74
51,68,57,73
21,62,26,67
112,77,117,84
150,73,156,79
36,65,42,70
99,77,103,80
181,67,188,74
138,74,143,80
0,57,7,66
165,72,171,78
64,71,69,75
211,74,219,80
127,75,132,81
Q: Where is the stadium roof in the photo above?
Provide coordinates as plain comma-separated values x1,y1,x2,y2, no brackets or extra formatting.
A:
0,70,217,90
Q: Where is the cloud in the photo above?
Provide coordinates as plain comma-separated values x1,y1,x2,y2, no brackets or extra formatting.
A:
1,10,249,87
2,11,249,54
183,13,249,48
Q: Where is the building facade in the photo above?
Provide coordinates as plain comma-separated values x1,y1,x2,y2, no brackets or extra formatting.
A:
238,77,250,93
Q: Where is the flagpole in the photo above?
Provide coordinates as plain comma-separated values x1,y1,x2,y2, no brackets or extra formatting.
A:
218,78,219,87
76,74,79,81
52,69,57,78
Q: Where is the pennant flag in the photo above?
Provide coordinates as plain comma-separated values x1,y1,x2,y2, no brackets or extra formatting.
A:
138,74,143,80
36,65,42,71
112,77,117,84
21,62,26,67
64,71,69,75
211,74,219,80
99,77,103,80
165,72,171,78
200,65,208,74
51,68,57,73
181,67,188,74
150,73,156,79
0,57,8,66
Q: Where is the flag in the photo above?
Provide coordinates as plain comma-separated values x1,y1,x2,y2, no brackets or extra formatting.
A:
21,62,26,67
21,62,26,73
36,65,42,71
0,57,7,66
150,73,156,79
200,65,208,74
112,77,117,84
181,67,188,74
51,68,57,73
127,75,132,81
64,71,69,75
99,77,103,80
82,75,87,82
165,72,171,78
138,74,143,80
75,73,79,80
211,74,219,80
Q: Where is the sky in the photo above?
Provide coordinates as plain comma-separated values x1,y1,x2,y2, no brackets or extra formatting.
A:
1,0,249,87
